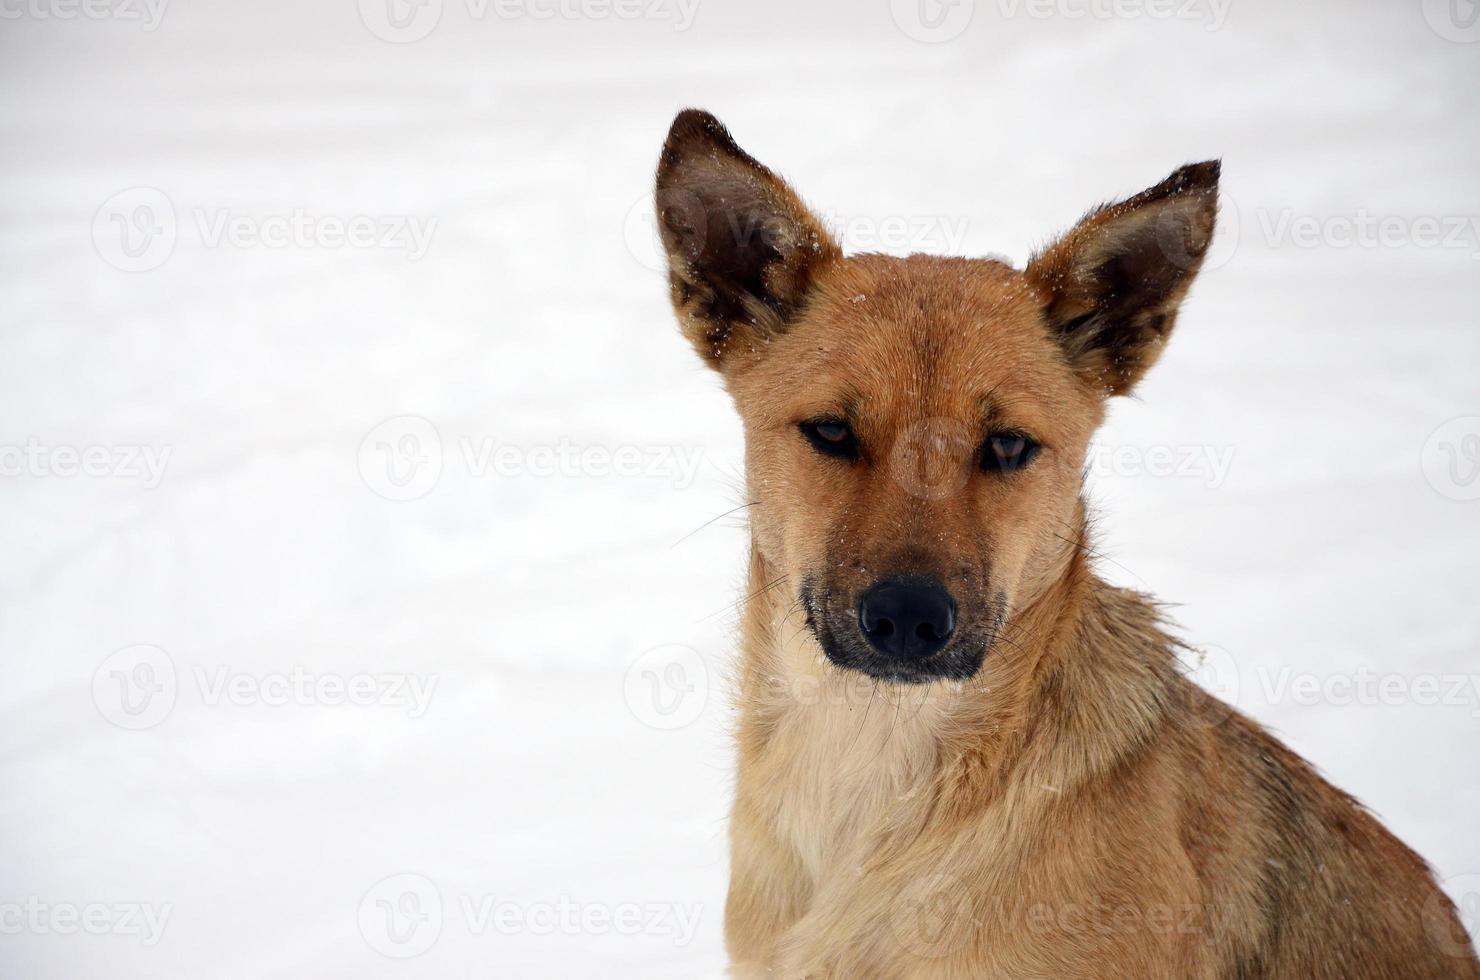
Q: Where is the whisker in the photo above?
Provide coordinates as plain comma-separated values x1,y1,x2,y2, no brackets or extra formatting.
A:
847,679,881,745
671,500,759,548
700,573,788,622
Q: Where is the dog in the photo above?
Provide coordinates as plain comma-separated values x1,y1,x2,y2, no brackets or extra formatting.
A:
654,109,1479,979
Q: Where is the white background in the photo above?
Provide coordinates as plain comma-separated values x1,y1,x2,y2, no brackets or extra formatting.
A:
1,0,1478,976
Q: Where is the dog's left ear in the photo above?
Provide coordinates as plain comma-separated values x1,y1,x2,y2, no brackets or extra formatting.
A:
1025,161,1220,396
656,109,841,369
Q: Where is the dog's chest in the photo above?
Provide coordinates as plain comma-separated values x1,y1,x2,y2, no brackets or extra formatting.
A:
756,691,940,883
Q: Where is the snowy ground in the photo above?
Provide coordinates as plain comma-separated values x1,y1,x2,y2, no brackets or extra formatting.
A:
1,0,1478,976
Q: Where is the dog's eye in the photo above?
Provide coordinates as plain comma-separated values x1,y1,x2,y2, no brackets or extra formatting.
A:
800,419,859,461
981,432,1040,474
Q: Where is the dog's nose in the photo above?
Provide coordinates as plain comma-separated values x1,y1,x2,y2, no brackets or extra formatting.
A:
857,579,956,659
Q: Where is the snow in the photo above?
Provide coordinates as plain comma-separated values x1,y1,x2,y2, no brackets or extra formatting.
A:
1,1,1477,976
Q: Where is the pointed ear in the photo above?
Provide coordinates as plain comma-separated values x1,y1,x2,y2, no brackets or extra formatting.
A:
1025,161,1221,396
655,110,842,368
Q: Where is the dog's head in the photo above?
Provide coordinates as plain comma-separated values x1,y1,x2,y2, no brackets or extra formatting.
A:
657,110,1218,684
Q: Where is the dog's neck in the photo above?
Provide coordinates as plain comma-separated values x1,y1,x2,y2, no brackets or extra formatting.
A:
735,521,1179,813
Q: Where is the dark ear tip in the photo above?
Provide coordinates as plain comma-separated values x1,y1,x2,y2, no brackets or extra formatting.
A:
1168,159,1222,192
667,108,722,140
663,109,736,157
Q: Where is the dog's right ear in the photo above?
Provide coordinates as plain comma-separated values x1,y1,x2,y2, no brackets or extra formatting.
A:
656,110,841,369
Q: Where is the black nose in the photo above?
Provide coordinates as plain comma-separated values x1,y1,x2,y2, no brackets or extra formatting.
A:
857,579,956,659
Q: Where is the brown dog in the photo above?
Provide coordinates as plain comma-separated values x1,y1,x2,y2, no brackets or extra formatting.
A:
655,109,1479,979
